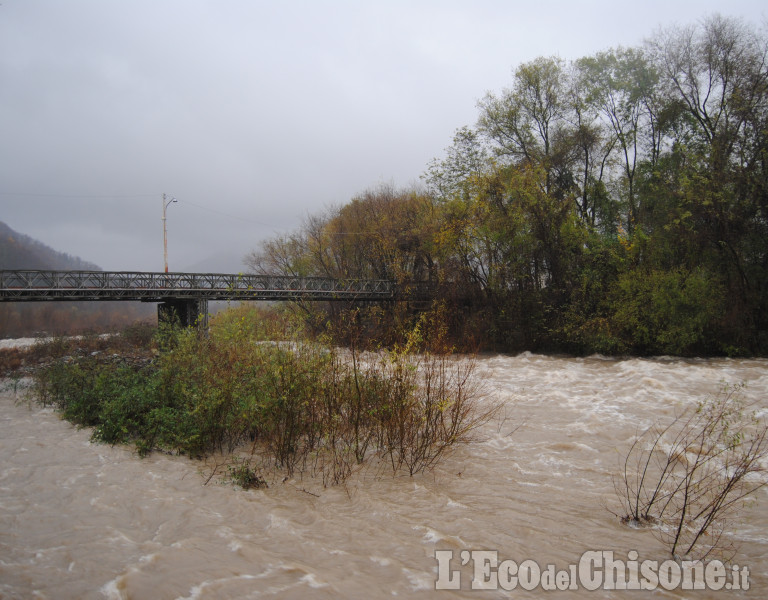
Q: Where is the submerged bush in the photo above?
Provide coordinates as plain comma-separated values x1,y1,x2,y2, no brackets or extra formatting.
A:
226,458,268,490
614,384,768,560
31,308,495,483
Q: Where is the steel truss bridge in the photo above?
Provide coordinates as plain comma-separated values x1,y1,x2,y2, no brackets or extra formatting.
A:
0,270,398,327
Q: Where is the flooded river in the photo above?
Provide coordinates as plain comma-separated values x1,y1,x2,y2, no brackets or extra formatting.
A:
1,352,767,599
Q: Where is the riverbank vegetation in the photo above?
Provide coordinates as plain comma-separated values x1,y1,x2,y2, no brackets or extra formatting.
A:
248,15,768,357
27,306,496,486
0,322,156,376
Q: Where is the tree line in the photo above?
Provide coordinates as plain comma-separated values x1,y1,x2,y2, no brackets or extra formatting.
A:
247,15,768,356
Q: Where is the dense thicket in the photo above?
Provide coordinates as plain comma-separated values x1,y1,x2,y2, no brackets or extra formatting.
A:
31,308,492,484
248,15,768,356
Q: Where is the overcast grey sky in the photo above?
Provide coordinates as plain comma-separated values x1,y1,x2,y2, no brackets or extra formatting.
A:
1,1,766,272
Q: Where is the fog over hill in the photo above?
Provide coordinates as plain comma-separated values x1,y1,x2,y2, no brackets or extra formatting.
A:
0,221,154,338
0,220,100,271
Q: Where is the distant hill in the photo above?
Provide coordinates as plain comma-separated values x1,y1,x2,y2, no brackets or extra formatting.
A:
0,221,154,338
0,221,100,270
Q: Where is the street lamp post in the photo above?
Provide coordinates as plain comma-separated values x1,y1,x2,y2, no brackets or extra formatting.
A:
162,193,177,273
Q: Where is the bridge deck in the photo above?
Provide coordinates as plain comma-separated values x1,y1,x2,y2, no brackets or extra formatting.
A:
0,270,396,302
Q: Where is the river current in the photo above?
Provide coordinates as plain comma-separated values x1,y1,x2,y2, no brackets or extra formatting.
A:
1,352,767,599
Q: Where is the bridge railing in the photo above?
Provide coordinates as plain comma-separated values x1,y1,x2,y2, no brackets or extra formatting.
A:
0,270,397,302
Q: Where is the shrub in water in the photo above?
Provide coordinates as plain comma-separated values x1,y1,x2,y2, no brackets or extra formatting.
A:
31,308,496,485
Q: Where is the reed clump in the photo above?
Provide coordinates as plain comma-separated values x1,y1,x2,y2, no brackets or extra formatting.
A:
30,306,495,485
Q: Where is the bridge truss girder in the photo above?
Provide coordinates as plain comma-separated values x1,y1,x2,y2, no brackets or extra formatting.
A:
0,270,396,303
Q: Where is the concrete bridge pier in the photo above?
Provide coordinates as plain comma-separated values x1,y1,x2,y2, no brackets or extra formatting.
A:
158,298,209,329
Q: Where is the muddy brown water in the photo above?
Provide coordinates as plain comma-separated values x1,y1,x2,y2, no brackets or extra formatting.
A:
1,352,767,599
